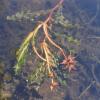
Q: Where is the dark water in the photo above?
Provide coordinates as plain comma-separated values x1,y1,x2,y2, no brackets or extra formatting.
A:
0,0,100,100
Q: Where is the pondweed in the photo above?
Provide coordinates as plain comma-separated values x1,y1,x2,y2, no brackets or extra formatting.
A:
14,0,77,91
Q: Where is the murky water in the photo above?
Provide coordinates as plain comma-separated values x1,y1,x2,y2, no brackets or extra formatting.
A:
0,0,100,100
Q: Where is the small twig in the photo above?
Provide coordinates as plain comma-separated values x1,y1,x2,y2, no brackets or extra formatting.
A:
78,81,96,99
87,36,100,39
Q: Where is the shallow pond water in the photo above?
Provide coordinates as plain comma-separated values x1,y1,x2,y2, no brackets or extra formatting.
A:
0,0,100,100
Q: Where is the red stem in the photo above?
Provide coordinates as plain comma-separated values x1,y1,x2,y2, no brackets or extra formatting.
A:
46,0,64,23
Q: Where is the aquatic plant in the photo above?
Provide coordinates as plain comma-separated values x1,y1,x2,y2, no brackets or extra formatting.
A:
14,0,77,91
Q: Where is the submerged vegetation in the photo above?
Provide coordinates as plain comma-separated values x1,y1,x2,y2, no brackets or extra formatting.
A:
0,0,99,99
9,0,77,91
